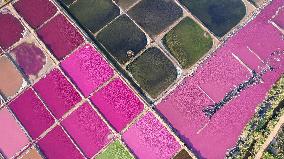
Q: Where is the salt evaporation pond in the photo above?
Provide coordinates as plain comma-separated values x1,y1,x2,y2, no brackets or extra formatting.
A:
157,0,284,158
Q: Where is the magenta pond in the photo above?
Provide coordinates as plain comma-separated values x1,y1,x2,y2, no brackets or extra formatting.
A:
38,126,84,159
37,14,84,60
61,44,114,97
13,0,57,28
123,112,181,159
0,10,24,50
33,69,82,119
90,77,144,132
62,102,111,158
9,88,54,139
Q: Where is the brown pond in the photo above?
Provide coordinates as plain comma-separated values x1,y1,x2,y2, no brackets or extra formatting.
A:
0,56,23,98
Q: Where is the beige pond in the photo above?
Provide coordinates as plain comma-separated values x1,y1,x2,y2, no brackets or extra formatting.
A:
20,148,43,159
0,55,23,98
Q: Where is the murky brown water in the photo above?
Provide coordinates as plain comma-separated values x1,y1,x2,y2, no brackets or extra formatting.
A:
0,56,23,98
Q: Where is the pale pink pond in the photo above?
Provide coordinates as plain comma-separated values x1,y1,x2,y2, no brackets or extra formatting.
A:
157,0,284,158
9,88,54,139
62,102,111,158
0,108,29,158
90,78,144,132
61,44,114,97
33,69,82,119
38,126,84,159
123,112,180,159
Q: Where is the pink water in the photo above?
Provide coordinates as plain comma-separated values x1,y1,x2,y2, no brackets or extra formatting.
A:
9,88,54,139
13,0,57,28
0,108,29,158
229,21,284,61
157,0,284,158
38,126,84,159
194,48,250,102
158,79,213,140
123,112,180,159
90,78,144,132
62,102,111,158
61,44,114,97
0,12,24,50
33,69,82,119
37,14,84,60
232,46,263,70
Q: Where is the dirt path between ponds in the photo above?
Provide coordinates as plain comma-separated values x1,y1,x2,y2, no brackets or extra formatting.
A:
255,114,284,159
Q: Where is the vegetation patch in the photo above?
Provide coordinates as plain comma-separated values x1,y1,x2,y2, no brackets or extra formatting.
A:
96,15,147,64
126,47,177,98
179,0,246,37
128,0,183,36
263,124,284,159
163,17,213,69
69,0,120,33
96,140,134,159
226,75,284,159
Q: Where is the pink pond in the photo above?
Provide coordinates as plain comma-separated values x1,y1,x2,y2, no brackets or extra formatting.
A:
11,42,46,77
232,46,262,70
61,44,114,97
157,0,284,158
0,11,24,50
62,102,111,158
123,112,180,159
38,126,84,159
33,69,82,119
90,78,144,132
37,14,84,60
13,0,57,28
157,79,213,141
9,88,54,139
228,20,284,61
158,78,272,158
194,48,250,102
0,108,29,158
